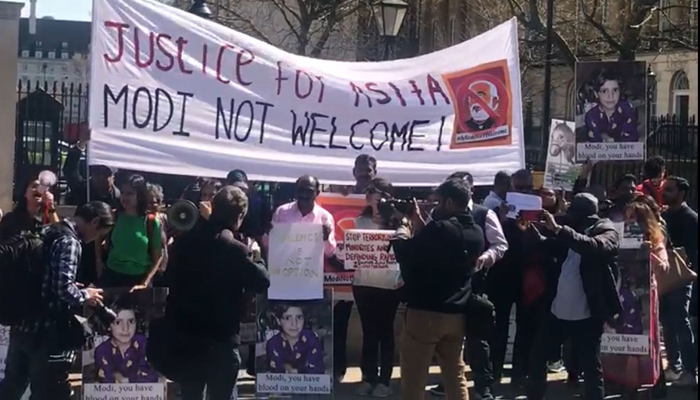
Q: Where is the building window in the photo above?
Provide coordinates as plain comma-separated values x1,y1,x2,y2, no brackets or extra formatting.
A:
61,52,70,59
48,51,56,59
61,41,68,49
35,51,43,58
670,70,690,117
21,50,29,58
659,0,671,35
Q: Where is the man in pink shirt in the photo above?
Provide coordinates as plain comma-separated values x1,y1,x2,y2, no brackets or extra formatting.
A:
269,175,336,256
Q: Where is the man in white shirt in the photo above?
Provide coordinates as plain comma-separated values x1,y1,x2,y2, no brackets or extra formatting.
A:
526,193,621,400
482,171,511,211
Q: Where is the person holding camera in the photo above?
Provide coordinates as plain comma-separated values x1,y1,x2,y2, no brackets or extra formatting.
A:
430,172,508,400
352,178,404,398
0,201,113,400
392,178,485,400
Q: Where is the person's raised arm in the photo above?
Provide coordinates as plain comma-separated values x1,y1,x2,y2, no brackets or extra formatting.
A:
545,210,619,258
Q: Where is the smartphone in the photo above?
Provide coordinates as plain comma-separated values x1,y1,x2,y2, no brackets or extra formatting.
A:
519,209,544,222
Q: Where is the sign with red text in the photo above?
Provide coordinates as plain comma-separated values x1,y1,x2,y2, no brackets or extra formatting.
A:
89,0,525,186
315,194,365,293
344,229,397,270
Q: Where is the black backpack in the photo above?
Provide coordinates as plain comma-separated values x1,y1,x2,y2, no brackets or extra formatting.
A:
0,232,46,326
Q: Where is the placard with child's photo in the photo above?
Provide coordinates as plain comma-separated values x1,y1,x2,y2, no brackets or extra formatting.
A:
575,61,647,162
81,287,168,400
255,289,333,395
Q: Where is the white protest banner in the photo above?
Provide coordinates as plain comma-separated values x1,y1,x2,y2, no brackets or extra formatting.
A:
344,230,397,270
268,223,325,300
544,119,581,191
89,0,525,186
574,61,647,162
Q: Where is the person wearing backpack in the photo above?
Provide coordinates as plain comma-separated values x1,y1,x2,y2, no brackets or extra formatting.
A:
0,201,113,400
98,174,163,290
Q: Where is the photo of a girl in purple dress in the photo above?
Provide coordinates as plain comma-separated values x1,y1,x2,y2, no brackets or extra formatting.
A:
256,290,333,379
81,288,168,388
575,61,647,148
93,299,158,383
266,304,325,374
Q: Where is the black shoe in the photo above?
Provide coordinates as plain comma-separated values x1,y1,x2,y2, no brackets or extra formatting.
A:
473,387,495,400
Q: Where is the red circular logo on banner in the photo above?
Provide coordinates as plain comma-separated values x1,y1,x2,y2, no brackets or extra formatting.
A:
454,73,510,133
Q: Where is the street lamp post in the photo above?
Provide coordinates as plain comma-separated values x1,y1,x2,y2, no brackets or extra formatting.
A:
189,0,212,19
372,0,409,60
647,65,656,134
541,0,555,155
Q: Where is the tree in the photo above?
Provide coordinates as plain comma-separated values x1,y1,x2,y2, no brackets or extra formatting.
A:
162,0,362,59
502,0,698,69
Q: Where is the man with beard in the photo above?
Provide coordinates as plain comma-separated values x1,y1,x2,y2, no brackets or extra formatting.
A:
526,193,622,400
603,174,640,223
660,176,698,387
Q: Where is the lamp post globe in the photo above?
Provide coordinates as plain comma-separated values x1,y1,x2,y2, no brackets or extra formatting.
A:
189,0,213,19
373,0,409,37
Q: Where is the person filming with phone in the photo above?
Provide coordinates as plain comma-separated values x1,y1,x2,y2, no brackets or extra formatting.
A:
524,193,622,400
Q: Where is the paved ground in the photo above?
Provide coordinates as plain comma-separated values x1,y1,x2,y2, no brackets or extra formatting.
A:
131,365,695,400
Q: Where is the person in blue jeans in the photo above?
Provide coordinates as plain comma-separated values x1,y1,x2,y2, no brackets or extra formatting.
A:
661,177,698,387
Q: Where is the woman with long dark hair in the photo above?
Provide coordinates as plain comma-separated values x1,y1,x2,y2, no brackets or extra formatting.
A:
99,174,163,289
352,178,403,398
0,175,59,241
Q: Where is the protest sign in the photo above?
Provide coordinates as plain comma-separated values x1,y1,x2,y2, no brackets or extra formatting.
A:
574,61,647,162
544,119,581,191
505,192,542,220
82,288,167,400
268,223,325,300
0,326,31,399
344,229,397,270
240,293,257,344
316,194,365,299
602,223,653,356
601,222,660,387
256,290,333,395
89,0,525,186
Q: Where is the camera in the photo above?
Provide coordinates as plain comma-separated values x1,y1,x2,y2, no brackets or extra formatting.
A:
91,303,118,330
377,198,415,217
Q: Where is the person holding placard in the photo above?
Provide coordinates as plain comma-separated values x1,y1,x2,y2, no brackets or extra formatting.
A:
352,178,403,398
268,176,335,257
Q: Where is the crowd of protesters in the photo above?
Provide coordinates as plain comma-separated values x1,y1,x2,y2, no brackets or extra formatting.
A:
0,135,697,400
